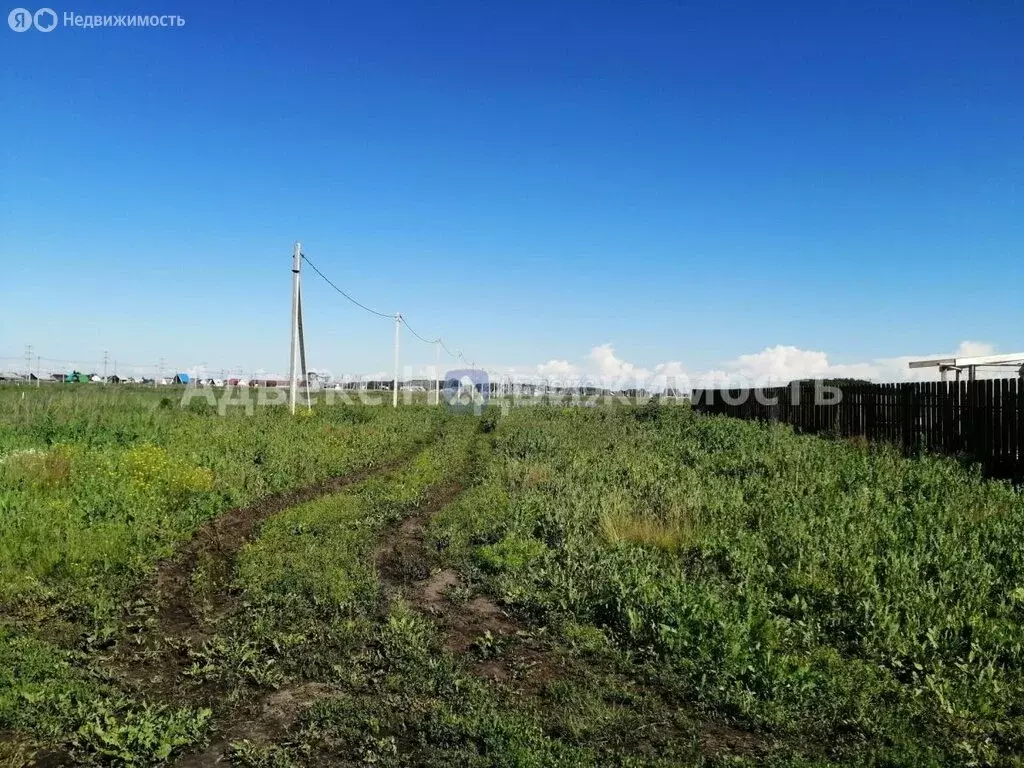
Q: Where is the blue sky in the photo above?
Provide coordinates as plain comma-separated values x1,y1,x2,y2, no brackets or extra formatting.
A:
1,1,1021,383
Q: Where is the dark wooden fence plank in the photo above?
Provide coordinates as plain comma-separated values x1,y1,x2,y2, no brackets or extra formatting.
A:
1018,377,1024,483
1011,379,1020,482
942,382,953,454
691,377,1022,483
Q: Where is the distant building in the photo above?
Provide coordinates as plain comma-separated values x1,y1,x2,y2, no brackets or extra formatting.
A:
173,373,190,385
250,374,288,387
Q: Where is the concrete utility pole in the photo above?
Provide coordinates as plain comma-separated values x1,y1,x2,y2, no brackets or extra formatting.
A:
103,350,109,384
392,313,401,408
435,339,442,406
289,241,302,415
24,345,32,384
36,355,41,387
297,289,311,411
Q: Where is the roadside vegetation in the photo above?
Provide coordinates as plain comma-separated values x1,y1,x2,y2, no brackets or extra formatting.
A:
431,405,1024,765
0,387,449,764
1,385,1021,766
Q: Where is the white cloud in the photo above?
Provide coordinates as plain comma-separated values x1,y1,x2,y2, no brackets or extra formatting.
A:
536,359,579,378
707,345,892,387
650,361,688,390
698,340,1003,388
587,343,650,380
727,345,832,385
955,340,996,358
509,340,1003,392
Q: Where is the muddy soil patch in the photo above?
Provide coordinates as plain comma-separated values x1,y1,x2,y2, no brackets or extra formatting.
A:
374,482,465,584
176,682,337,768
374,482,591,698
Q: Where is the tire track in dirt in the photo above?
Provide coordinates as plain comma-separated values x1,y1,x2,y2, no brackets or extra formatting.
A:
167,424,763,764
110,437,440,706
372,464,767,761
171,435,480,767
178,482,472,767
26,444,446,768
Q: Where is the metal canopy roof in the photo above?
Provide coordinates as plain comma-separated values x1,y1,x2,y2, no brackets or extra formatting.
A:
908,353,1024,369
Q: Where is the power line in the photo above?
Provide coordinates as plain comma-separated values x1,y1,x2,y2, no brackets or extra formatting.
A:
299,251,476,367
400,316,438,345
300,253,393,319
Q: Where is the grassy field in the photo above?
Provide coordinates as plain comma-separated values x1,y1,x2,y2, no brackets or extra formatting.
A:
1,386,1021,766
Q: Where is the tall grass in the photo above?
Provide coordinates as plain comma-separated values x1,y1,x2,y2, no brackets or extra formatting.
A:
0,386,448,620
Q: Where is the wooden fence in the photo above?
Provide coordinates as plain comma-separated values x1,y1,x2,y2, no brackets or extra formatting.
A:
691,379,1023,484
